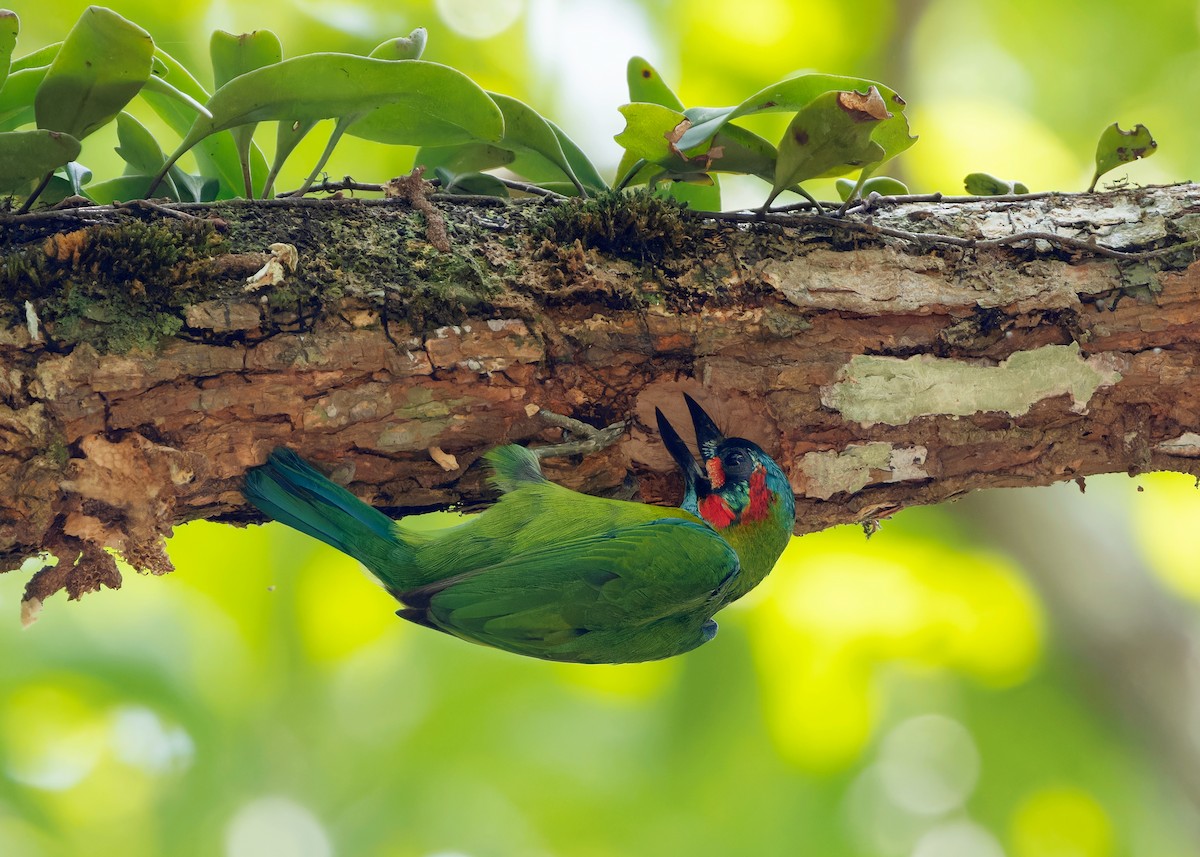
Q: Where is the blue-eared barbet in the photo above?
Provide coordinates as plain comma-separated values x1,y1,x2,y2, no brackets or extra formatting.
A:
242,396,795,663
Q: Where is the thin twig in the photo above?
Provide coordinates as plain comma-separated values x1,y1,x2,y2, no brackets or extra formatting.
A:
493,177,569,199
692,208,1192,262
533,408,627,459
278,177,388,196
115,199,201,220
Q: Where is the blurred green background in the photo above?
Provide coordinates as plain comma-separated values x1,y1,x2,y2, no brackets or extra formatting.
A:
5,1,1200,855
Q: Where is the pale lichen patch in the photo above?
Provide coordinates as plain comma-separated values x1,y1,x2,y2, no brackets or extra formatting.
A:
822,343,1123,427
1155,432,1200,458
798,442,929,500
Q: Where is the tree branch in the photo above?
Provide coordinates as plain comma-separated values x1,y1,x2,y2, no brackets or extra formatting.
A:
3,184,1200,605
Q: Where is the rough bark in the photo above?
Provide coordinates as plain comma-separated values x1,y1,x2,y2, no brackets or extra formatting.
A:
3,183,1200,607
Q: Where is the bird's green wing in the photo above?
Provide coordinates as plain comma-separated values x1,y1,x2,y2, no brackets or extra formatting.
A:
395,518,740,662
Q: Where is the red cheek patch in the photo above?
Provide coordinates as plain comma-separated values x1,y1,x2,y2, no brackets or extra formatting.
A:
744,466,771,522
699,494,736,529
706,457,726,489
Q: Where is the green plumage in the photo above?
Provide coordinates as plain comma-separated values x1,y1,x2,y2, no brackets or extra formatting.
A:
243,399,795,663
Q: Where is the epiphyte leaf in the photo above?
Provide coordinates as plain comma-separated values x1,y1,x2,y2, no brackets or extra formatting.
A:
0,128,81,193
1089,122,1156,192
34,6,153,140
836,175,909,200
0,9,18,93
964,172,1029,196
369,28,428,61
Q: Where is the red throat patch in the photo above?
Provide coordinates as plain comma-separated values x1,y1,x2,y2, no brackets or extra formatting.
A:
744,466,771,523
699,494,736,529
705,457,725,489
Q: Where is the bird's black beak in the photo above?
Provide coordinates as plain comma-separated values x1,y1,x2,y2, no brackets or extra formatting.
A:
656,394,727,494
683,393,726,460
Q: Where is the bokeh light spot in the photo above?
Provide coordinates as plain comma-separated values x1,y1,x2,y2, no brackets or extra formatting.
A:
435,0,523,40
1011,787,1113,857
878,715,980,816
226,796,332,857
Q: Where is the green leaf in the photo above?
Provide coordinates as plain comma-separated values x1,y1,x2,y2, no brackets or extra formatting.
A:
115,111,165,174
156,53,503,193
417,140,515,174
0,65,43,131
0,9,18,93
627,56,683,111
615,102,687,163
616,58,721,207
964,172,1029,196
676,73,915,177
0,128,80,192
344,57,503,147
61,160,92,195
140,74,211,119
140,47,267,199
211,30,283,88
34,6,153,140
616,103,777,182
487,94,585,195
548,120,607,194
433,167,510,197
10,41,58,73
1089,122,1156,192
369,28,427,61
263,119,316,197
168,167,219,202
84,173,163,204
767,88,890,208
416,93,603,197
836,175,909,201
210,29,282,196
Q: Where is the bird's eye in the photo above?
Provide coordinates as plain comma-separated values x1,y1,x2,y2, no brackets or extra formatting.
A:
722,450,752,478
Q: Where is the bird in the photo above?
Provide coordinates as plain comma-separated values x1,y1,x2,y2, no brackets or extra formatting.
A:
241,395,795,663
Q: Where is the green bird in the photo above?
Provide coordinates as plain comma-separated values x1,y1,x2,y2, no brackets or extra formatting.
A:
242,396,795,663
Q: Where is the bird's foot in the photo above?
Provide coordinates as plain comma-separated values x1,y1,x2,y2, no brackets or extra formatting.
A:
532,408,626,459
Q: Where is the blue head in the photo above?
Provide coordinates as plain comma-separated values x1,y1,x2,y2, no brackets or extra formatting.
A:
656,395,795,533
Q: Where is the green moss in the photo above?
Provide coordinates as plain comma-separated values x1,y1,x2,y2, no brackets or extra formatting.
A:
46,436,68,468
3,218,221,353
246,207,499,331
533,188,700,263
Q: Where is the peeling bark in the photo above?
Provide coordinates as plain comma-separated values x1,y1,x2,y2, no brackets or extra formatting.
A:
3,184,1200,605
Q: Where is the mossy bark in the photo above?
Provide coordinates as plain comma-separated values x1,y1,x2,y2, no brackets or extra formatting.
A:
3,185,1200,607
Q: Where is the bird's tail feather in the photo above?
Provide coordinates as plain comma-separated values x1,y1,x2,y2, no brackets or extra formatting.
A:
485,444,547,494
243,449,413,580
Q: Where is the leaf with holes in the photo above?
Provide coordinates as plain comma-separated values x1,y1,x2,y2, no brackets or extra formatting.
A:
767,87,891,208
616,57,720,209
1089,122,1156,192
616,103,777,182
